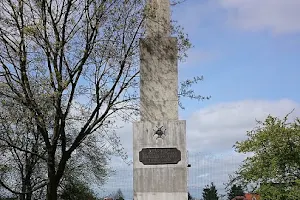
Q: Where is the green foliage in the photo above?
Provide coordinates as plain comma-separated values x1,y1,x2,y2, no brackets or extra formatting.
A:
231,112,300,199
113,188,124,200
202,182,219,200
226,184,244,200
257,182,300,200
60,177,98,200
188,192,193,200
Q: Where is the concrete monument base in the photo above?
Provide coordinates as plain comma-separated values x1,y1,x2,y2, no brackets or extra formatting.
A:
133,121,188,200
135,192,187,200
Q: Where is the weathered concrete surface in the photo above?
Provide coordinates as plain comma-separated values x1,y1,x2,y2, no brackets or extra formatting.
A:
133,121,187,200
134,1,188,199
145,0,171,37
135,192,187,200
139,37,178,121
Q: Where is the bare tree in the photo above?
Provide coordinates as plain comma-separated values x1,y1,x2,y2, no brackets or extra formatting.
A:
0,100,47,200
0,0,205,199
0,98,117,199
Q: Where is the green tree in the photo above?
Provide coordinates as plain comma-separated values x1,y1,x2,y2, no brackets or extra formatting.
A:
60,177,98,200
202,182,219,200
188,192,193,200
230,113,300,199
226,184,244,200
113,188,124,200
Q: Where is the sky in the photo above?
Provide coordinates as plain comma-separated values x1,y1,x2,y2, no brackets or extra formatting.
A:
96,0,300,199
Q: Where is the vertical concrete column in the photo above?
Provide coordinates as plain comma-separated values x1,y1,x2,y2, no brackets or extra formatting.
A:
133,1,188,199
139,37,178,121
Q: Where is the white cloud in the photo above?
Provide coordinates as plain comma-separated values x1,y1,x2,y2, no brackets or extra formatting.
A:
218,0,300,34
117,99,300,158
187,99,300,154
174,0,300,35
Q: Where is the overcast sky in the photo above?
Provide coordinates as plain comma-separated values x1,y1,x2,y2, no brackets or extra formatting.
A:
96,0,300,199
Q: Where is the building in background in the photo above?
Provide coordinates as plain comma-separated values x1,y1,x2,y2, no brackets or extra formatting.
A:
232,193,260,200
232,196,245,200
245,193,260,200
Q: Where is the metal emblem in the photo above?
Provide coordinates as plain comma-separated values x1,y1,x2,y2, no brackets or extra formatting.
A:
153,126,166,139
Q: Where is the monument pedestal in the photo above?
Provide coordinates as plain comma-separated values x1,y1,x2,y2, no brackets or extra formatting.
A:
133,121,187,200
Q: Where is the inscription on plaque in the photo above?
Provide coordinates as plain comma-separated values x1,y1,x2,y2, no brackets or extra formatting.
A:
139,148,181,165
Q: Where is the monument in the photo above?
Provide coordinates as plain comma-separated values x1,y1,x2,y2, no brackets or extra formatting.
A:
133,0,188,199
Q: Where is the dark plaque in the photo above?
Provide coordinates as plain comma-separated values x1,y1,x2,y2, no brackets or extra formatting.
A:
139,148,181,165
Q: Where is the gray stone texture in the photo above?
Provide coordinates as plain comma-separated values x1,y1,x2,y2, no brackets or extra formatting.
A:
135,192,187,200
145,0,171,37
139,37,178,121
133,1,188,199
133,121,187,199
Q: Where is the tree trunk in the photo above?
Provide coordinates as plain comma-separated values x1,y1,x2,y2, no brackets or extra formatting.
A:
20,185,25,200
46,165,59,200
25,182,32,200
46,148,59,200
25,155,33,200
46,143,71,200
46,180,59,200
20,178,32,200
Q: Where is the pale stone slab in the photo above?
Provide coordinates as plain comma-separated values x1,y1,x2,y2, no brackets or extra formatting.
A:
140,37,177,73
140,100,178,122
139,37,178,121
145,0,171,37
133,121,186,148
140,37,178,80
135,192,188,200
140,79,177,102
133,121,187,199
134,167,187,192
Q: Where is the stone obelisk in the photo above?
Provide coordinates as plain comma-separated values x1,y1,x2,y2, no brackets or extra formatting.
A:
133,0,188,199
